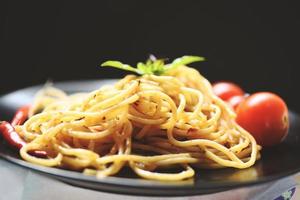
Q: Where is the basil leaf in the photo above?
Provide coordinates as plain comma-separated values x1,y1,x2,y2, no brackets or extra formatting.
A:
137,62,151,74
165,56,205,71
101,61,142,74
151,59,166,75
100,55,205,76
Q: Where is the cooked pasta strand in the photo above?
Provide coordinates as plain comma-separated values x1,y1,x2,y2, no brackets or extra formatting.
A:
18,65,261,181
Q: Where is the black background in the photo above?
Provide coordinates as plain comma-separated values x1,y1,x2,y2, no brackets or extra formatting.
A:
1,1,300,112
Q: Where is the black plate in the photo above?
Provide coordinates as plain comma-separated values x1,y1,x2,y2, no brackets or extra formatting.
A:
1,80,300,197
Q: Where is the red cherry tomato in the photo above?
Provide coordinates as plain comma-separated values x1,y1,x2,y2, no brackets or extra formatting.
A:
227,95,246,111
236,92,289,147
212,82,245,101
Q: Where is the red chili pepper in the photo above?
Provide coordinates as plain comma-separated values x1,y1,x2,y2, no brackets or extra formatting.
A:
0,121,25,149
0,121,47,158
11,104,31,126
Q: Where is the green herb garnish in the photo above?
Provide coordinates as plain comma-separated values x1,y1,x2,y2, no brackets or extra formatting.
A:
100,55,205,76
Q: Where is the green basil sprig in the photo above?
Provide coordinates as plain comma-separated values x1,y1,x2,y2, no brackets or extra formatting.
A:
101,55,205,76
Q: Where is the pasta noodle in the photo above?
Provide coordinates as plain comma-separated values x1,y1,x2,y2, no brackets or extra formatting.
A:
16,65,261,181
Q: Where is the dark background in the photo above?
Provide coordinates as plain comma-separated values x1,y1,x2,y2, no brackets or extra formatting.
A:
0,1,300,112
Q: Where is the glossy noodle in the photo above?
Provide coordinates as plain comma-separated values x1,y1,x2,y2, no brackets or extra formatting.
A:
16,65,261,181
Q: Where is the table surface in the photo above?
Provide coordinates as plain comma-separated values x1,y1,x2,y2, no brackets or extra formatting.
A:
0,158,299,200
294,176,300,199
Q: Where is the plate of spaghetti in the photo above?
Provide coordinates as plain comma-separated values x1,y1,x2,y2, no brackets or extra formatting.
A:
1,55,300,196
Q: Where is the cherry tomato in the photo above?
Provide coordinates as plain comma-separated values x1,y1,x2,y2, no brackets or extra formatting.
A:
236,92,289,147
227,95,246,111
212,82,245,101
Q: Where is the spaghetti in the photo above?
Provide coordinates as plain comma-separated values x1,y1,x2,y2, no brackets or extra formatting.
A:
16,64,261,181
